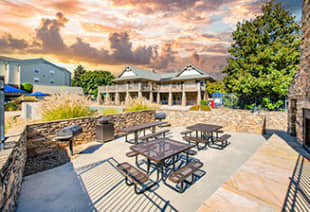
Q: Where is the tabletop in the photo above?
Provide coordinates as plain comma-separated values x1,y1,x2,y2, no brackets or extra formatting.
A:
119,121,165,133
187,123,223,133
130,138,194,163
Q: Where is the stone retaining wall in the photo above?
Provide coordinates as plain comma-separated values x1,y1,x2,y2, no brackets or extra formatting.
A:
25,110,155,176
0,129,27,211
159,109,287,134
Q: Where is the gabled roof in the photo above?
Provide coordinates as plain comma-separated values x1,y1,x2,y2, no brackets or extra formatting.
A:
114,66,161,82
0,56,71,75
114,64,217,82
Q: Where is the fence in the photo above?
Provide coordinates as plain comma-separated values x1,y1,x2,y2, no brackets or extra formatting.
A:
214,93,288,112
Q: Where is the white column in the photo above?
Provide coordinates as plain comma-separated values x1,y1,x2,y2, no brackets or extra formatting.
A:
197,82,201,105
168,84,172,106
138,82,142,98
149,82,153,103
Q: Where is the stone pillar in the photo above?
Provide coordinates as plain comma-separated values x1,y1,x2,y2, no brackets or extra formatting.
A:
105,92,110,104
197,82,201,105
97,87,103,105
125,83,129,103
149,83,153,103
115,92,120,105
182,90,186,106
203,91,208,101
157,92,160,104
138,82,142,98
168,84,172,106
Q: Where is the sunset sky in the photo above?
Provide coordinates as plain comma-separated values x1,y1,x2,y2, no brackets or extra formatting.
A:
0,0,302,76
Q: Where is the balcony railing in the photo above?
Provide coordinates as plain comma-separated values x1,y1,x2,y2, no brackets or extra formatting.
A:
128,84,139,90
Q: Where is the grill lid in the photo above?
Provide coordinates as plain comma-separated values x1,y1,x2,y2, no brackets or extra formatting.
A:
56,125,83,140
98,117,112,124
155,112,166,120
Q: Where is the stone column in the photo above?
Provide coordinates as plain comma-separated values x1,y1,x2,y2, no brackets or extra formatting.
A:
115,92,120,105
168,84,172,106
149,83,153,103
182,90,186,106
125,83,129,103
203,90,208,101
97,87,103,105
105,92,110,104
138,82,142,98
197,82,201,105
157,92,160,104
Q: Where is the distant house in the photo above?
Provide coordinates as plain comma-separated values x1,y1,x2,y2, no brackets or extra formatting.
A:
0,56,71,87
98,64,217,106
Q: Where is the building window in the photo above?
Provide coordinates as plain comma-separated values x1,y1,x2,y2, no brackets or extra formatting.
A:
49,70,55,76
34,77,40,84
50,80,55,84
34,68,40,74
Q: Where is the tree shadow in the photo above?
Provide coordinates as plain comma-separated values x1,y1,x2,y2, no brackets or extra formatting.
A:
282,155,310,211
75,157,178,212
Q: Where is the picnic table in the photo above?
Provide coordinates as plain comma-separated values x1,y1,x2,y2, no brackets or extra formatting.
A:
187,123,223,143
120,121,166,144
130,138,194,182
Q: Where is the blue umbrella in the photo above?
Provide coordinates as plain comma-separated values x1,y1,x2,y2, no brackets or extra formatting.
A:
4,85,27,93
211,92,224,97
26,92,49,97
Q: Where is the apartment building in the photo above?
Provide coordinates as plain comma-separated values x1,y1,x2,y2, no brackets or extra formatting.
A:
98,65,217,106
0,56,71,87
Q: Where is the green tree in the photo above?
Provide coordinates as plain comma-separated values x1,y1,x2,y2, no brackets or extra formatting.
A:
206,81,226,95
223,0,300,109
74,70,114,96
72,65,86,87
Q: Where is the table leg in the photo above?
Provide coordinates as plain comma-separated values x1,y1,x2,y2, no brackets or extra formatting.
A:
211,132,214,143
134,131,138,144
172,156,175,171
69,139,73,155
147,158,150,174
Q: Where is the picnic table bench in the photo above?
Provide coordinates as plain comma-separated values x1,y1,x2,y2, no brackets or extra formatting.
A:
116,162,155,194
120,121,166,144
138,129,169,142
183,136,208,150
167,161,203,193
213,134,231,149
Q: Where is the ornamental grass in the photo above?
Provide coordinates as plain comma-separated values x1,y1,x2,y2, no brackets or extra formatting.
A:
40,94,96,121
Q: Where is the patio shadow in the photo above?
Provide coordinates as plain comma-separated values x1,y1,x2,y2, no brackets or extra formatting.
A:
282,155,310,211
75,157,178,212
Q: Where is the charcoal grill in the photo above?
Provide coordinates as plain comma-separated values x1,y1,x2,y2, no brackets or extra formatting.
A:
56,125,83,155
96,117,114,143
155,112,166,121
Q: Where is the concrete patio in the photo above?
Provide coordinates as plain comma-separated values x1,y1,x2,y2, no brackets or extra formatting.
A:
17,127,266,212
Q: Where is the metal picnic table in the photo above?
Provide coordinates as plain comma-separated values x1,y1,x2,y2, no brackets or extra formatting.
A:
120,121,166,144
187,123,223,143
130,138,194,182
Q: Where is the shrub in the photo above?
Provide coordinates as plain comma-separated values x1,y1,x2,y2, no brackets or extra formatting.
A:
21,83,33,93
125,104,159,112
200,100,209,105
5,102,18,111
190,105,211,111
102,108,120,115
40,94,96,121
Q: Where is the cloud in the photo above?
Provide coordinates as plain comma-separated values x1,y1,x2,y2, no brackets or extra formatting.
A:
34,12,68,53
0,34,29,53
26,13,156,66
150,43,176,69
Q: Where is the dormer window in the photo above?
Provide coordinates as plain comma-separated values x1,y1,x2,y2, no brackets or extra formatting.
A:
34,68,40,74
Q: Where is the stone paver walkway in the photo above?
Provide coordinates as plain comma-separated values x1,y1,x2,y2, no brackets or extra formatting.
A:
198,134,310,212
